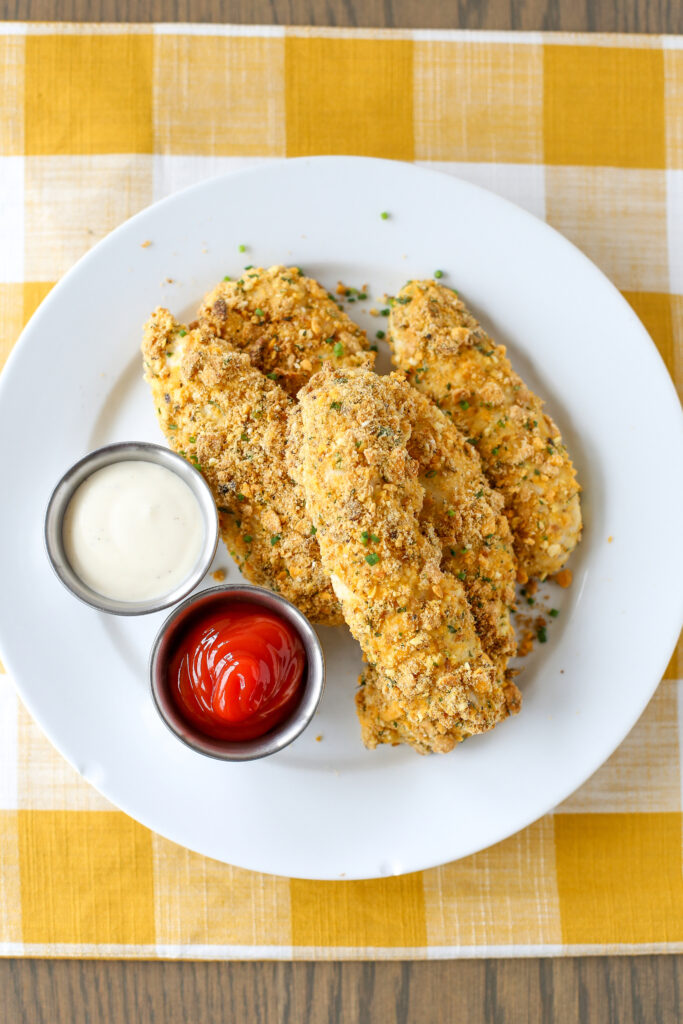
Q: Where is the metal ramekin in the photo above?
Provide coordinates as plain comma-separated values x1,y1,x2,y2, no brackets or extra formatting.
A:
44,442,219,616
149,585,325,761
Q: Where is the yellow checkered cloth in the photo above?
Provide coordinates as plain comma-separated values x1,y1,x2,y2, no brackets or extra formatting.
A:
0,23,682,959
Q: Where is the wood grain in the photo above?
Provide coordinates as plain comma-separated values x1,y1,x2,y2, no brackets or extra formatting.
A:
1,957,682,1023
0,0,681,33
1,0,681,1021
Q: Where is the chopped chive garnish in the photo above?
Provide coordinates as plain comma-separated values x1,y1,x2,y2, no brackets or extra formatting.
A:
333,341,344,358
310,525,317,535
270,535,281,546
254,308,264,317
330,401,342,411
243,535,253,544
457,571,466,581
459,400,469,410
376,330,385,340
549,608,559,618
380,308,390,316
223,275,231,281
434,270,443,279
365,552,380,566
537,626,548,643
238,244,246,252
240,432,249,441
447,509,455,517
266,372,279,380
447,624,457,633
237,493,246,501
178,329,187,337
380,211,389,220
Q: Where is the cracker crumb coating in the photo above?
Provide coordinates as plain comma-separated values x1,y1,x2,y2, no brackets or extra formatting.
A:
141,307,342,625
198,265,374,397
298,365,520,753
388,281,581,581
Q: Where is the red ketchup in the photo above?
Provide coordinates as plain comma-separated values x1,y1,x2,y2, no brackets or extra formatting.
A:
169,605,306,741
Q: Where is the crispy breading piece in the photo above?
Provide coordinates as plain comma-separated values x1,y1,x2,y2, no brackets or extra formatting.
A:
141,307,342,625
198,265,374,397
388,281,582,581
297,364,520,753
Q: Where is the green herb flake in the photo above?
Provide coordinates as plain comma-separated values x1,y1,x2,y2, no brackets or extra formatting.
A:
270,535,281,546
223,275,231,281
188,435,196,443
380,211,389,220
549,608,559,618
240,432,249,441
376,330,386,340
459,399,470,410
333,341,344,358
457,571,466,581
237,493,246,502
266,372,279,380
370,533,380,544
238,244,246,252
360,531,369,545
365,552,380,566
425,469,437,479
254,308,264,317
447,509,455,517
380,308,390,317
475,489,484,499
178,329,187,337
310,525,317,536
447,624,457,633
537,626,548,643
330,401,342,411
434,270,444,279
243,534,253,544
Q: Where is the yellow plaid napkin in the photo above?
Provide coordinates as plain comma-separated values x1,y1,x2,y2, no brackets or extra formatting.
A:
0,23,681,959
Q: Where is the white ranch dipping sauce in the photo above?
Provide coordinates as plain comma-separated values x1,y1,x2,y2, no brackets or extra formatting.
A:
63,461,204,602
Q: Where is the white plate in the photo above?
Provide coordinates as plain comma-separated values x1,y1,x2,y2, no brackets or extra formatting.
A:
0,158,681,880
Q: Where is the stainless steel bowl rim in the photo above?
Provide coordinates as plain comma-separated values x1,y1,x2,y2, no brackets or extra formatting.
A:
148,584,326,762
44,441,219,616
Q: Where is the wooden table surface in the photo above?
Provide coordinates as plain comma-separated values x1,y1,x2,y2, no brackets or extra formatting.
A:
2,1,681,1021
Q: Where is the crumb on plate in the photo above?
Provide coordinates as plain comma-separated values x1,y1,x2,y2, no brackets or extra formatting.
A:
553,569,573,588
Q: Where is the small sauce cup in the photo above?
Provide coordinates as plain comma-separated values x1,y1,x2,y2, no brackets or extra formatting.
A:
149,585,326,761
45,442,219,615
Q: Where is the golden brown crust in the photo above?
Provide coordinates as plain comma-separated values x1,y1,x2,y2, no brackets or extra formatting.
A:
406,387,517,665
298,365,520,753
198,265,374,397
388,281,582,580
141,307,342,625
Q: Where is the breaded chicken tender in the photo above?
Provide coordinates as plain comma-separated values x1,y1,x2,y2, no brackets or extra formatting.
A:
388,281,581,581
142,308,342,625
198,265,374,397
297,365,520,753
406,388,517,664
